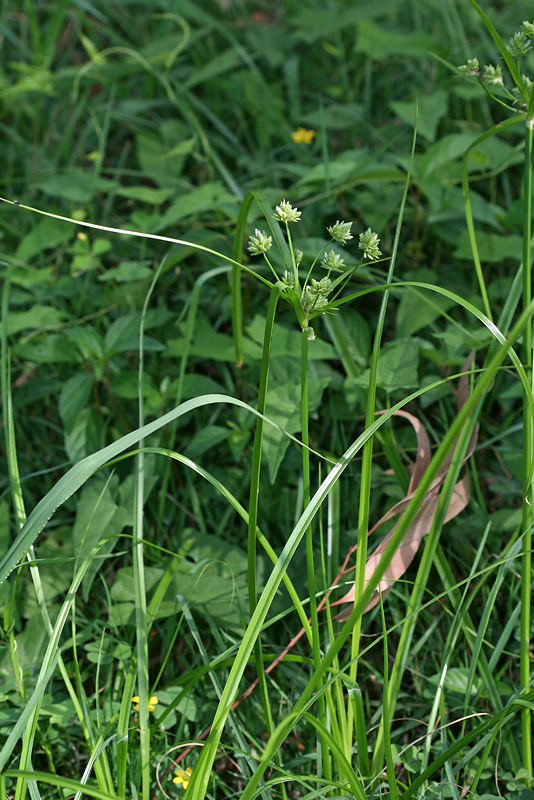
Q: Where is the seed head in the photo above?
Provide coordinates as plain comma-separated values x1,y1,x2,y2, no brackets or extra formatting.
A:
483,64,504,85
507,31,531,57
321,250,345,273
274,199,301,224
302,277,332,315
359,228,382,261
327,220,353,245
248,229,272,256
458,57,480,77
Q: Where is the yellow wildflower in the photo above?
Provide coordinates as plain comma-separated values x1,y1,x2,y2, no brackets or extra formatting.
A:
291,127,315,144
173,768,192,789
132,695,159,713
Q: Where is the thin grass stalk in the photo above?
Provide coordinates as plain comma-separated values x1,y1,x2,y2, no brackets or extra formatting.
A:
157,264,228,525
460,117,524,322
300,330,330,783
433,545,522,772
379,595,398,800
133,260,164,800
520,112,533,776
347,117,417,754
247,283,285,740
421,522,492,771
371,413,477,774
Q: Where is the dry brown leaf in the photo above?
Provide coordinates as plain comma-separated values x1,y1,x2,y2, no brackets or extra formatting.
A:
332,473,470,618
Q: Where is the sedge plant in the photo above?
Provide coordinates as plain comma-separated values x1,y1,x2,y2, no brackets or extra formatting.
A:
2,11,534,795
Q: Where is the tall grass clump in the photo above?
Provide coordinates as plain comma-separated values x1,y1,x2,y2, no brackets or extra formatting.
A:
1,2,534,800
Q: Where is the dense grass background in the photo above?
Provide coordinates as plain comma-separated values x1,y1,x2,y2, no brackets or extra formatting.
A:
1,1,533,798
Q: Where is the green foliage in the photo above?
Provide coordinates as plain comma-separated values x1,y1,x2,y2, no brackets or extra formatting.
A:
1,0,534,799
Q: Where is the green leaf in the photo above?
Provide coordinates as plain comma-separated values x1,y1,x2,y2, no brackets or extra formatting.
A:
66,325,106,359
98,261,152,283
105,311,171,354
428,667,481,696
246,315,335,360
396,281,456,337
72,475,129,599
15,218,74,263
184,47,243,89
64,407,105,462
109,371,159,400
454,231,523,263
58,372,94,430
36,171,95,203
262,358,331,482
113,186,175,205
355,20,439,58
6,304,65,335
350,337,422,392
14,334,81,364
390,90,448,143
154,181,237,232
167,317,263,363
183,425,231,459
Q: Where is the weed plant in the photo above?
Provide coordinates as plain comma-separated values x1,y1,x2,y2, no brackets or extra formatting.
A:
0,1,533,800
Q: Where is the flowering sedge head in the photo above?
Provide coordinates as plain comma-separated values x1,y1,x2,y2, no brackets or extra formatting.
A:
291,127,315,144
248,229,272,256
321,250,345,274
273,199,301,224
173,768,192,789
132,695,158,713
359,228,382,261
327,220,353,245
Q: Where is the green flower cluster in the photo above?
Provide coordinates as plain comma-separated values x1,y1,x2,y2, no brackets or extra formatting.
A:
247,199,382,337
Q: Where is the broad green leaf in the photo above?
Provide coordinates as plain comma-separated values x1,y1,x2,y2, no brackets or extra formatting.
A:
420,132,479,178
59,372,94,430
396,283,456,337
6,304,65,335
14,334,80,363
355,20,438,58
246,315,335,360
72,476,129,599
183,425,231,459
428,667,482,697
167,317,263,362
350,337,422,392
154,181,237,232
36,171,95,203
113,186,175,204
64,408,105,462
454,231,523,263
105,310,173,354
109,371,159,400
98,261,152,283
15,218,73,263
135,120,191,187
262,358,331,482
390,90,448,142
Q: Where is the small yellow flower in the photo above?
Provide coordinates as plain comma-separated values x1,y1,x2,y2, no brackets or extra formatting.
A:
77,232,88,241
132,695,159,713
173,768,192,789
291,127,315,144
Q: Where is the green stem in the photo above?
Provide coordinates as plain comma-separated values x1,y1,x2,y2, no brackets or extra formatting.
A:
247,283,285,741
521,115,533,775
301,330,330,783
